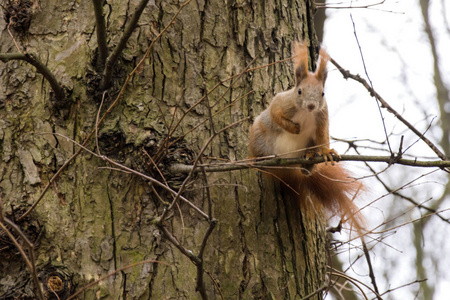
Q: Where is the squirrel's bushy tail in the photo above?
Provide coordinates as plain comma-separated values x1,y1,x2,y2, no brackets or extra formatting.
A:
272,164,363,227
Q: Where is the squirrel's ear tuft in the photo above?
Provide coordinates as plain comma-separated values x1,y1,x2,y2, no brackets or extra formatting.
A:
292,41,309,85
315,47,329,83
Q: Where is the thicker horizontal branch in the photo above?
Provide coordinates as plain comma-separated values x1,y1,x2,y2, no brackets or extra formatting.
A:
170,155,450,174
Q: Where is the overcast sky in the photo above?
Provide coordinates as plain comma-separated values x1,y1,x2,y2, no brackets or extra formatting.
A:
322,0,450,299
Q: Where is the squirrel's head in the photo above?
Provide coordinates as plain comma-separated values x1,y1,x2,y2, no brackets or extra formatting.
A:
292,42,329,112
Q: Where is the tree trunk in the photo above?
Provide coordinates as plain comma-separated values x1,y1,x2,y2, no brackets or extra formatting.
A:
0,0,326,299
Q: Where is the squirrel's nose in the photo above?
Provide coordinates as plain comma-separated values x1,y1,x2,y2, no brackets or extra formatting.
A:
307,103,316,111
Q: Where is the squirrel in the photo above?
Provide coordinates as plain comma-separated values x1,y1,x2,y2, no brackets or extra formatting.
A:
249,41,362,225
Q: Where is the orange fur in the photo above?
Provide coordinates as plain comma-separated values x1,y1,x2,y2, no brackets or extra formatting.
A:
249,41,363,227
270,164,363,226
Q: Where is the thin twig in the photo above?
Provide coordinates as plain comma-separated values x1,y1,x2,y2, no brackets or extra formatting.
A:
157,224,200,264
351,15,393,155
95,91,107,156
329,268,385,300
198,158,213,219
154,54,259,164
166,90,255,152
159,117,250,222
0,200,45,300
204,269,225,300
67,260,168,300
7,22,22,53
370,207,450,236
299,285,327,300
316,0,386,9
360,237,381,299
198,219,217,261
355,149,450,224
142,148,186,233
196,218,217,299
43,132,209,220
380,279,427,296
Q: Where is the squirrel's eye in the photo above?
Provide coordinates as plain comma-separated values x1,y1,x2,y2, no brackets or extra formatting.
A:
321,92,325,97
298,89,302,95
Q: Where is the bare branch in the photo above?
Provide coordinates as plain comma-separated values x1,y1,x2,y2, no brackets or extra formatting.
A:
196,220,217,300
17,0,193,221
67,260,168,300
153,55,260,164
159,116,250,222
316,0,387,10
299,285,327,300
0,200,45,300
328,269,372,300
420,0,450,152
330,57,447,161
359,152,450,224
360,237,381,299
380,279,427,296
100,0,150,89
350,15,393,155
0,53,65,100
370,207,450,236
7,22,22,53
204,269,225,300
92,0,108,71
169,154,450,174
157,224,200,264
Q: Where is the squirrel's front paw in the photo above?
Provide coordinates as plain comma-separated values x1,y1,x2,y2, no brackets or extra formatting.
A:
319,148,340,165
306,147,340,165
286,121,301,134
280,115,301,134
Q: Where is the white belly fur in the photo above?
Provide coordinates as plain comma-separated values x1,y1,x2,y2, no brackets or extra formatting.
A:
273,110,317,158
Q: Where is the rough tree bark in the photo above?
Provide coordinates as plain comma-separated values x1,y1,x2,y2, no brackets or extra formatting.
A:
0,0,327,299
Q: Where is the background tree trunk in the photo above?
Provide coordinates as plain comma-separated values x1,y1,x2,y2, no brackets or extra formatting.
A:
0,0,327,299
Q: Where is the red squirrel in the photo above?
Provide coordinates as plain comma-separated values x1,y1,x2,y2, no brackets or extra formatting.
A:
249,41,361,223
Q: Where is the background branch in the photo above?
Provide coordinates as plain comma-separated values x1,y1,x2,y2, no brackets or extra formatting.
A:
330,57,447,160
